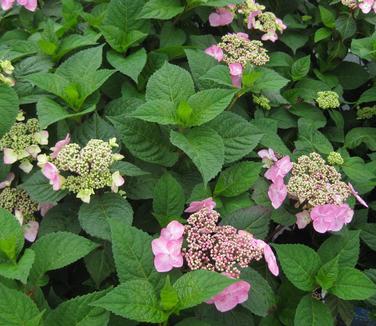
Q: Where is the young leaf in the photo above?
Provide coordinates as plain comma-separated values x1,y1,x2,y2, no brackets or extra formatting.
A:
330,267,376,300
146,62,195,103
214,161,262,197
315,256,339,290
109,219,162,286
138,0,185,20
130,100,178,125
273,244,321,291
0,85,19,138
319,6,336,29
170,127,224,185
291,56,311,81
294,295,333,326
153,173,185,226
173,270,236,310
78,193,133,241
93,280,168,323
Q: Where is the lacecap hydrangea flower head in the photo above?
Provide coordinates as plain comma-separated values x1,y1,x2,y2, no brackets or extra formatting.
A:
38,135,125,203
0,113,49,173
259,150,368,233
151,198,279,312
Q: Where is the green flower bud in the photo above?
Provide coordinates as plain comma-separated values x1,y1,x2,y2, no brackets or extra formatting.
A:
316,91,340,110
327,152,344,166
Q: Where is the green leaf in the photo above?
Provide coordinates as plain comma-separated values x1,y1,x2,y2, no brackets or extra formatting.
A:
351,33,376,61
130,100,178,125
318,230,360,268
109,219,161,286
253,68,289,93
20,171,68,204
170,127,224,185
199,65,233,87
223,206,271,239
110,116,178,167
37,97,95,129
291,56,311,81
173,270,236,310
54,33,101,60
93,280,168,323
273,244,321,291
294,295,333,326
160,276,179,311
153,173,185,225
44,291,110,326
138,0,185,20
296,119,333,154
345,128,376,151
206,112,262,164
330,267,376,300
314,27,331,43
0,283,42,326
335,15,356,40
107,49,147,83
186,89,236,126
319,6,336,28
78,193,133,241
357,87,376,104
280,32,309,54
0,249,35,284
316,256,339,291
241,268,276,317
146,62,195,104
0,208,24,262
111,161,150,177
333,62,369,90
0,85,19,138
360,224,376,251
29,232,97,285
214,161,262,197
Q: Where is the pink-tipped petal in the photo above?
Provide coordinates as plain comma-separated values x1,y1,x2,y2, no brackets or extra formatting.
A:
1,0,15,10
154,254,173,272
264,244,279,276
161,220,185,241
296,210,311,229
0,172,15,189
348,183,368,208
209,8,234,26
3,148,18,164
204,45,224,62
50,134,71,159
23,221,39,242
185,197,216,213
268,178,287,209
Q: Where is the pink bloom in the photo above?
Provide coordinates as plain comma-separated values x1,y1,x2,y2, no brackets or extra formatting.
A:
247,10,261,29
17,0,37,11
262,31,278,42
229,63,243,88
23,221,39,242
311,204,354,233
276,18,287,31
359,0,374,13
258,148,277,168
26,145,41,158
42,162,63,191
185,197,216,213
265,156,292,183
204,45,224,62
252,239,279,276
3,148,17,164
151,237,183,272
209,8,234,27
111,171,124,193
296,210,311,229
38,203,55,217
207,274,251,312
1,0,15,10
268,178,287,209
236,32,249,40
348,183,368,208
0,172,15,189
161,220,185,241
50,134,70,159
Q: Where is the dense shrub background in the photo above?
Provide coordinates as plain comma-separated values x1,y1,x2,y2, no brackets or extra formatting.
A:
0,0,376,325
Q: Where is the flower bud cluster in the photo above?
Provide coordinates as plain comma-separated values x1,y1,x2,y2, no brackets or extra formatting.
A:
357,106,376,120
327,152,344,166
218,33,269,66
316,91,340,110
183,208,264,278
287,152,351,207
0,115,49,173
253,94,271,110
0,60,15,87
40,137,125,203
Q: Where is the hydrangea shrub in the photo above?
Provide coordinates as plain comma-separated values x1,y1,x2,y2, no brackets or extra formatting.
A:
0,0,376,325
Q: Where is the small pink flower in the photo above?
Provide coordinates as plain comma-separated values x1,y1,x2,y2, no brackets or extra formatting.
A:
207,274,251,312
42,162,63,191
265,156,292,183
311,204,354,233
359,0,374,13
23,221,39,242
268,177,287,209
276,18,287,31
50,134,70,159
252,239,279,276
258,148,278,168
0,172,15,189
236,32,249,40
3,148,18,164
111,171,124,193
229,63,243,88
209,8,234,27
204,45,224,62
296,210,311,229
262,31,278,42
34,130,49,145
151,237,183,272
185,197,216,213
1,0,15,10
247,10,261,29
348,183,368,208
38,203,55,217
161,220,185,241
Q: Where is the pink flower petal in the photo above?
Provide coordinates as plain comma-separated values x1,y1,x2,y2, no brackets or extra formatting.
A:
261,31,278,42
296,210,311,229
0,172,15,189
38,203,55,217
50,134,70,159
23,221,39,242
185,197,216,213
265,156,292,183
154,254,173,272
1,0,15,10
311,204,354,233
268,178,287,209
151,237,170,256
3,148,18,164
348,183,368,208
209,8,234,26
359,0,374,13
161,220,185,241
204,45,224,62
264,244,279,276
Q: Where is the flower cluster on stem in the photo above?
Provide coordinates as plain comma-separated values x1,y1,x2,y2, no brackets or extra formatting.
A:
316,91,340,110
